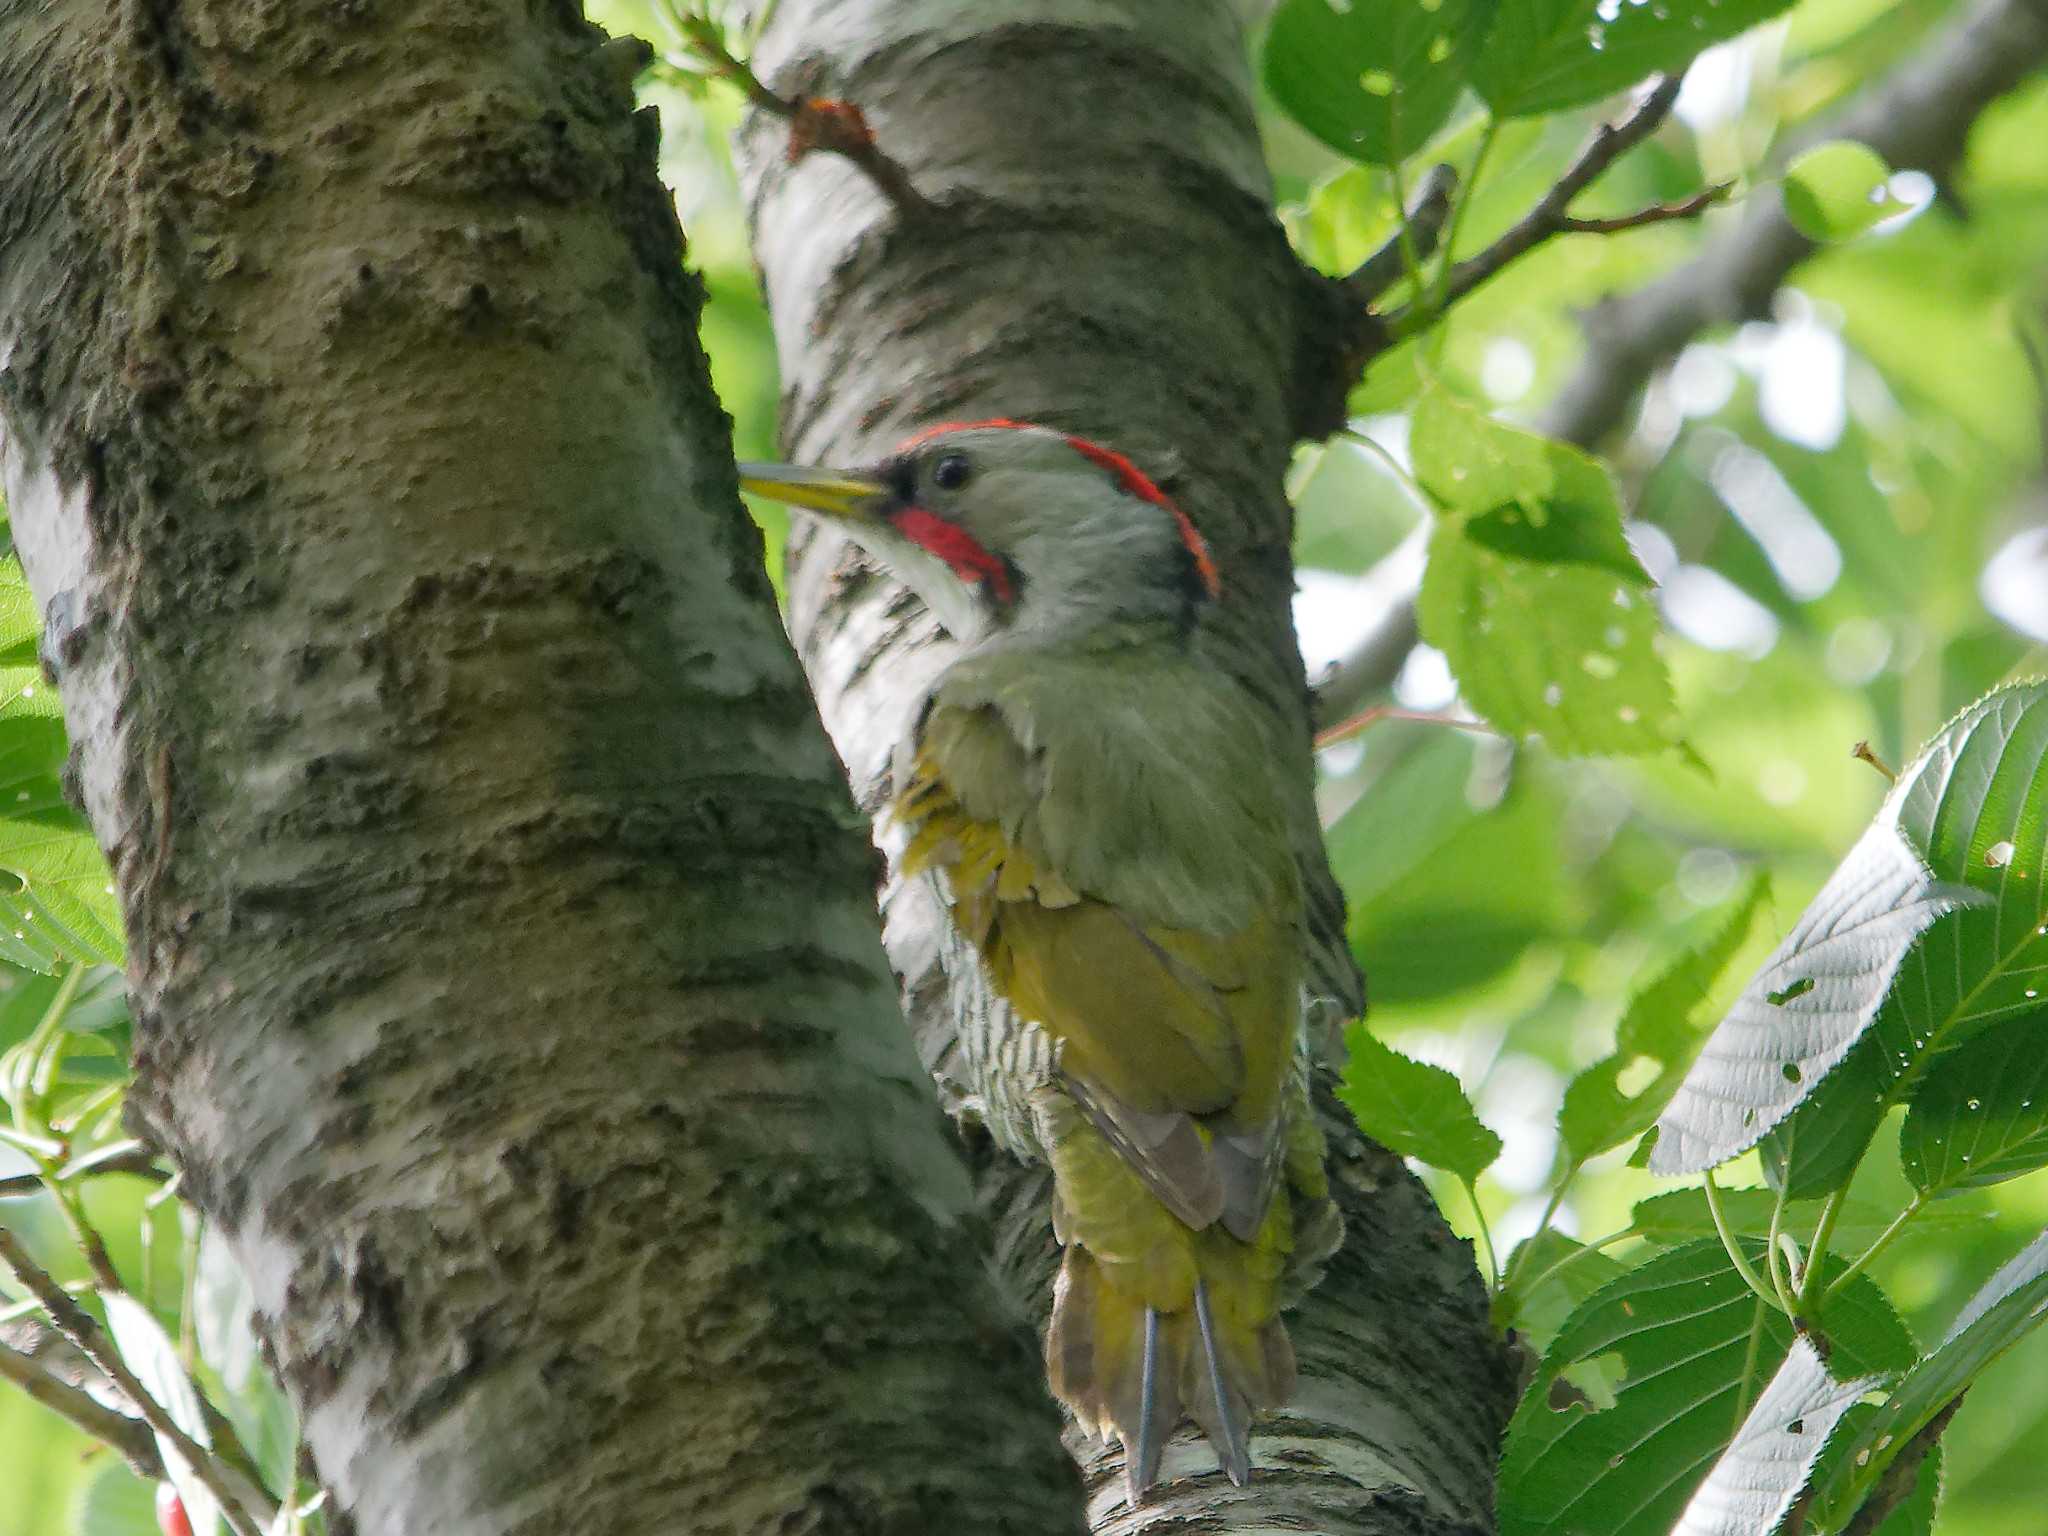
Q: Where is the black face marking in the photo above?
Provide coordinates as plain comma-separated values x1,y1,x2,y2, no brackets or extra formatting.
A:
881,455,919,507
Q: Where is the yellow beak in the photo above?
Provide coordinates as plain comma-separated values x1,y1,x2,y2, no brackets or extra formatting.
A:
738,462,891,522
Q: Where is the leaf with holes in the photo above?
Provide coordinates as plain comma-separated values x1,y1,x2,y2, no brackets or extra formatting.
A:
1757,1035,1892,1199
1670,1335,1878,1536
1474,0,1800,118
1498,1229,1629,1349
1809,1227,2048,1528
1412,388,1651,586
1900,1013,2048,1194
1341,1025,1501,1184
1654,682,2048,1176
1263,0,1498,165
1560,876,1769,1165
1499,1239,1914,1536
1418,520,1678,756
0,813,122,970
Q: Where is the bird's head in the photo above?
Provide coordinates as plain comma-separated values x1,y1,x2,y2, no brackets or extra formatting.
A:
740,420,1220,646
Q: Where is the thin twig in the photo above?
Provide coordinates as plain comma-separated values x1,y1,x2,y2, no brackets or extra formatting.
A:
1842,1391,1967,1536
0,1334,161,1475
1305,0,2048,720
43,1185,278,1522
1557,184,1733,234
1343,162,1459,306
0,1225,270,1536
667,8,933,217
0,1145,165,1198
1548,0,2048,448
1851,739,1899,783
1388,76,1691,333
1314,704,1498,750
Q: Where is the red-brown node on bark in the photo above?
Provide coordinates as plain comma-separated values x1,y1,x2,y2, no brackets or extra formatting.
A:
787,98,876,163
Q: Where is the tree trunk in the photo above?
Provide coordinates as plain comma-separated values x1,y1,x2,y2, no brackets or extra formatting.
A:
0,4,1080,1532
737,3,1515,1530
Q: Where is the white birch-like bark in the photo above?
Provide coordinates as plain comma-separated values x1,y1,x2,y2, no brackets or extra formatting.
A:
737,4,1513,1530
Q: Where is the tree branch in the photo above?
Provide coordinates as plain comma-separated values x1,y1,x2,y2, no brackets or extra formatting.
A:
0,1226,266,1536
0,1330,161,1477
1386,76,1688,336
1309,0,2048,715
0,1145,163,1198
662,4,934,217
1547,0,2048,447
1841,1391,1966,1536
1308,522,1426,732
1343,162,1459,306
1556,183,1732,235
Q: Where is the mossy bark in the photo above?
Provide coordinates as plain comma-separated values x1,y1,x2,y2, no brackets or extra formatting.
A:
0,3,1079,1532
736,1,1515,1530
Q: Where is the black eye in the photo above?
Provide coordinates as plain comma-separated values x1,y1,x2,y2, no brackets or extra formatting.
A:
931,452,972,492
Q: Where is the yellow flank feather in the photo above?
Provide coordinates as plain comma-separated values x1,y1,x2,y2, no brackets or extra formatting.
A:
897,708,1336,1499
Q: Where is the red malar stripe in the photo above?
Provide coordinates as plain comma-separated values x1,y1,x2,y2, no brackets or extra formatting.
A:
890,506,1016,603
890,419,1222,602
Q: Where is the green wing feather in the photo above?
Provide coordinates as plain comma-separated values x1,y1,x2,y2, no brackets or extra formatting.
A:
898,677,1331,1496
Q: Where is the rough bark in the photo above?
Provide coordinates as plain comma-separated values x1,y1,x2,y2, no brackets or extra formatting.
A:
0,4,1080,1533
737,3,1513,1531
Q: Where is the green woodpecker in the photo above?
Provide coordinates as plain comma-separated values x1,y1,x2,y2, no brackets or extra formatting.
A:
742,421,1338,1500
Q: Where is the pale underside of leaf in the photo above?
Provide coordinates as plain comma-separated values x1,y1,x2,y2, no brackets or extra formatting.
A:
1671,1335,1877,1536
1811,1226,2048,1524
1651,821,1965,1174
104,1290,222,1536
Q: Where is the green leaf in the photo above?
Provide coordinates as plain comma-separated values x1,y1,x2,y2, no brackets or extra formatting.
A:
1419,519,1679,755
1340,1025,1502,1182
71,1462,159,1536
1559,876,1770,1165
1654,682,2048,1178
1815,1407,1942,1536
1474,0,1800,118
1263,0,1497,165
1291,436,1429,573
0,661,120,971
1323,730,1479,912
1412,388,1651,585
0,818,123,970
0,556,39,667
1783,140,1902,241
1499,1239,1913,1536
1758,1038,1891,1200
1630,1186,1989,1249
1900,1014,2048,1194
1810,1226,2048,1528
1499,1229,1629,1349
1670,1335,1878,1536
1346,759,1571,1002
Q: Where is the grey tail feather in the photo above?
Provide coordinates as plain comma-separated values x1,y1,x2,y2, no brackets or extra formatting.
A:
1194,1280,1251,1486
1127,1306,1165,1506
